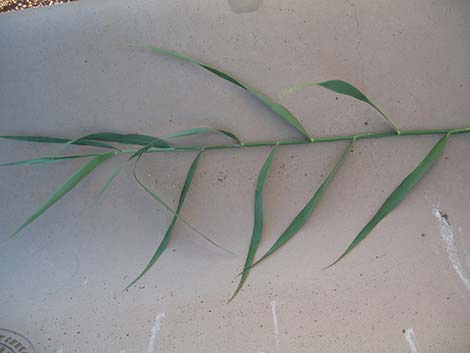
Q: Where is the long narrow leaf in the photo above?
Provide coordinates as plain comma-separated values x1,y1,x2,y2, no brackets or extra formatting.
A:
65,132,172,149
0,153,102,167
96,161,127,199
147,46,311,139
248,140,354,270
12,152,115,236
125,152,202,290
327,134,449,267
0,135,117,149
229,146,278,302
132,156,234,255
166,127,241,145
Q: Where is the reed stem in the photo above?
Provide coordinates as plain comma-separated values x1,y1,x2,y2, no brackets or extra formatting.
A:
119,127,470,154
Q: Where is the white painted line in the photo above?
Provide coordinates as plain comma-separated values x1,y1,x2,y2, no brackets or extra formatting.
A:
433,206,470,290
147,312,165,353
270,300,279,346
403,328,419,353
54,349,64,353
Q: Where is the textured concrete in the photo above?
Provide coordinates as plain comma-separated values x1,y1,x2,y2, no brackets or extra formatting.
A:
1,0,469,352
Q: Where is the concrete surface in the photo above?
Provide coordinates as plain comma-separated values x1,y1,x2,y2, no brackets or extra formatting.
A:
1,0,470,352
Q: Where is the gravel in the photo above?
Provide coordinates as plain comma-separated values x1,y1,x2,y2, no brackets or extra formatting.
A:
0,0,77,13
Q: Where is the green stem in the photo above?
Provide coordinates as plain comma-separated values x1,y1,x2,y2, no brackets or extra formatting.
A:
117,127,470,154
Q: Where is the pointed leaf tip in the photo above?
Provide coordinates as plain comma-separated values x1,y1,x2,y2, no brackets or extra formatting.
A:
327,134,449,268
12,152,114,237
147,46,311,139
318,80,370,103
248,140,354,271
165,127,242,145
317,80,400,134
125,152,202,289
229,146,278,302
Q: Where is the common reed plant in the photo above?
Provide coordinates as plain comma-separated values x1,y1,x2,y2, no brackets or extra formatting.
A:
2,47,468,301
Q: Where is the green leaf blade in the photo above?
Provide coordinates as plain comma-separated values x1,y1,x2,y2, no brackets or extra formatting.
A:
328,134,449,267
249,140,354,270
12,152,115,236
282,80,400,134
125,152,202,290
0,135,117,149
96,161,127,199
129,137,174,160
166,127,242,145
318,80,399,133
318,80,370,104
229,146,278,302
147,46,311,139
69,132,172,148
132,155,233,255
0,153,102,167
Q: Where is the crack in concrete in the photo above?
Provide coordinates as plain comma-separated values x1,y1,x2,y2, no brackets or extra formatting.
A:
345,0,365,85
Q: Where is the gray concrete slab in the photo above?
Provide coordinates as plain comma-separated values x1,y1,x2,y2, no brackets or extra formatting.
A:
1,0,469,352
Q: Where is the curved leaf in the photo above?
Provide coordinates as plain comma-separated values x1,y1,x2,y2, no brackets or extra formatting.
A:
166,127,241,145
229,146,278,302
318,80,399,133
125,152,202,290
282,80,400,134
147,46,311,139
12,152,115,237
327,134,449,267
248,140,353,270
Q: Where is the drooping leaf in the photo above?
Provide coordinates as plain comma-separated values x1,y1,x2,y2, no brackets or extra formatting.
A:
166,127,242,145
229,146,278,302
318,80,370,105
12,152,115,237
248,140,353,270
0,153,102,167
147,46,311,139
0,135,117,149
125,152,203,290
282,80,400,134
318,80,400,133
327,134,449,268
132,156,234,255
